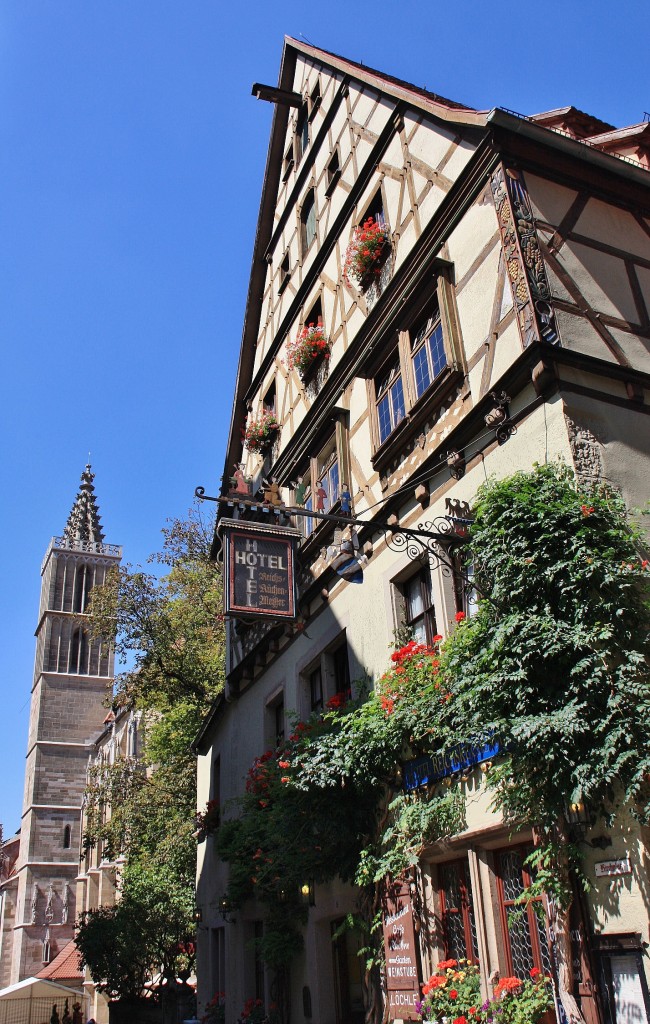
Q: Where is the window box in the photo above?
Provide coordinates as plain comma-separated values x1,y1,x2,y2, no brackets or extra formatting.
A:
286,323,330,383
243,412,280,455
344,216,391,290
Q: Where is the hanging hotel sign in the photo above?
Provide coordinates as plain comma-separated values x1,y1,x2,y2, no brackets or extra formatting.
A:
220,519,301,621
382,881,420,1020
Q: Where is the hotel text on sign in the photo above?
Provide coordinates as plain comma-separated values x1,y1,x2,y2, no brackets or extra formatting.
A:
221,520,300,621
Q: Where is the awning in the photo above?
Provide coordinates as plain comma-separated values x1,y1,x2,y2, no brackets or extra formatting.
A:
0,977,84,1024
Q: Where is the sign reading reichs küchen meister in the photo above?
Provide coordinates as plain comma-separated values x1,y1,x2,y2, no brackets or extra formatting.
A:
221,519,300,621
382,881,421,1020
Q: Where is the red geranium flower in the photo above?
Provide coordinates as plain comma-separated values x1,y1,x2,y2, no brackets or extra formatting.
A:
495,976,523,996
381,695,395,716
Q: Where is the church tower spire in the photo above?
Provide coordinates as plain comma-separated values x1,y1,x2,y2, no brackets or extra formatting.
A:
62,464,105,544
0,467,121,988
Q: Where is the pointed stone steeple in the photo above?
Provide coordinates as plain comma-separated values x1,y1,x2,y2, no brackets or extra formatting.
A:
0,470,121,988
62,465,105,544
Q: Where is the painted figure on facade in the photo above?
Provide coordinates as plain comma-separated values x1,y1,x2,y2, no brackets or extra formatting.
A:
291,476,307,507
316,481,327,512
262,477,283,507
340,484,352,516
230,464,252,497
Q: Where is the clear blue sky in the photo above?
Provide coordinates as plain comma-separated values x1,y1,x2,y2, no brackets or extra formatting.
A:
1,0,648,835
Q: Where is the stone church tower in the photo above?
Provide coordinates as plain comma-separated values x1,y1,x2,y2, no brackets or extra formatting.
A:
0,466,121,986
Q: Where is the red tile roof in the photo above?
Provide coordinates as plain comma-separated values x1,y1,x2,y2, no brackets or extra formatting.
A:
37,940,83,981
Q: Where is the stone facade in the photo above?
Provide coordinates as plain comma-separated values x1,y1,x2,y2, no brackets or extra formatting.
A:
0,467,121,989
76,705,142,1024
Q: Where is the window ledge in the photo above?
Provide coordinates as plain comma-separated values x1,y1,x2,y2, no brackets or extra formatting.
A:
371,366,464,472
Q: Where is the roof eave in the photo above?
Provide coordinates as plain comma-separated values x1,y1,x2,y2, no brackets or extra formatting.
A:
487,108,650,186
285,36,487,126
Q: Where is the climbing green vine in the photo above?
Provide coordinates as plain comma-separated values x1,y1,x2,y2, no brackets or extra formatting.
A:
215,463,650,1024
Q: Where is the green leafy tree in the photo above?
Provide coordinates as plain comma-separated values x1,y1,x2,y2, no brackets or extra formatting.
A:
77,507,224,998
76,863,196,1000
438,463,650,1022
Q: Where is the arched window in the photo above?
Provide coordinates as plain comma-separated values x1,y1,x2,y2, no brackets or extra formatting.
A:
63,825,71,849
73,565,91,612
70,628,88,674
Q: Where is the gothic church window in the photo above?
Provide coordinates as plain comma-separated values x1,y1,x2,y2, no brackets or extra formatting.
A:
73,564,91,612
70,626,88,674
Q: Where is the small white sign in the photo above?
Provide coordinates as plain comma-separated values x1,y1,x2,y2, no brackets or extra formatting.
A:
595,857,631,877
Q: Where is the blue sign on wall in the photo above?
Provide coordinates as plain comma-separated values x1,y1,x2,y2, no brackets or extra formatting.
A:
403,736,500,792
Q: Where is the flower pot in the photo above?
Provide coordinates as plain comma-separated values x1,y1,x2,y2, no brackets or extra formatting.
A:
244,421,280,455
298,353,327,384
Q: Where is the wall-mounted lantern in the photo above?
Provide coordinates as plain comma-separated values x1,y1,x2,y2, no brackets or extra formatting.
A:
300,879,315,906
565,798,612,850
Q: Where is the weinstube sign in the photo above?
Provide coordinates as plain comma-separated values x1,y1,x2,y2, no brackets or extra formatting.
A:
221,519,300,621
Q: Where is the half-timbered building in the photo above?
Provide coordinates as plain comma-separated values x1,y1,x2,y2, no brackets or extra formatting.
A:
196,38,650,1024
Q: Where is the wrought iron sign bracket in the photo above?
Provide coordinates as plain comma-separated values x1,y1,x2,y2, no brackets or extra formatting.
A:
195,487,477,598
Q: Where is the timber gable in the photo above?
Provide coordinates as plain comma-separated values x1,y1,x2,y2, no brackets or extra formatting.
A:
222,35,650,680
